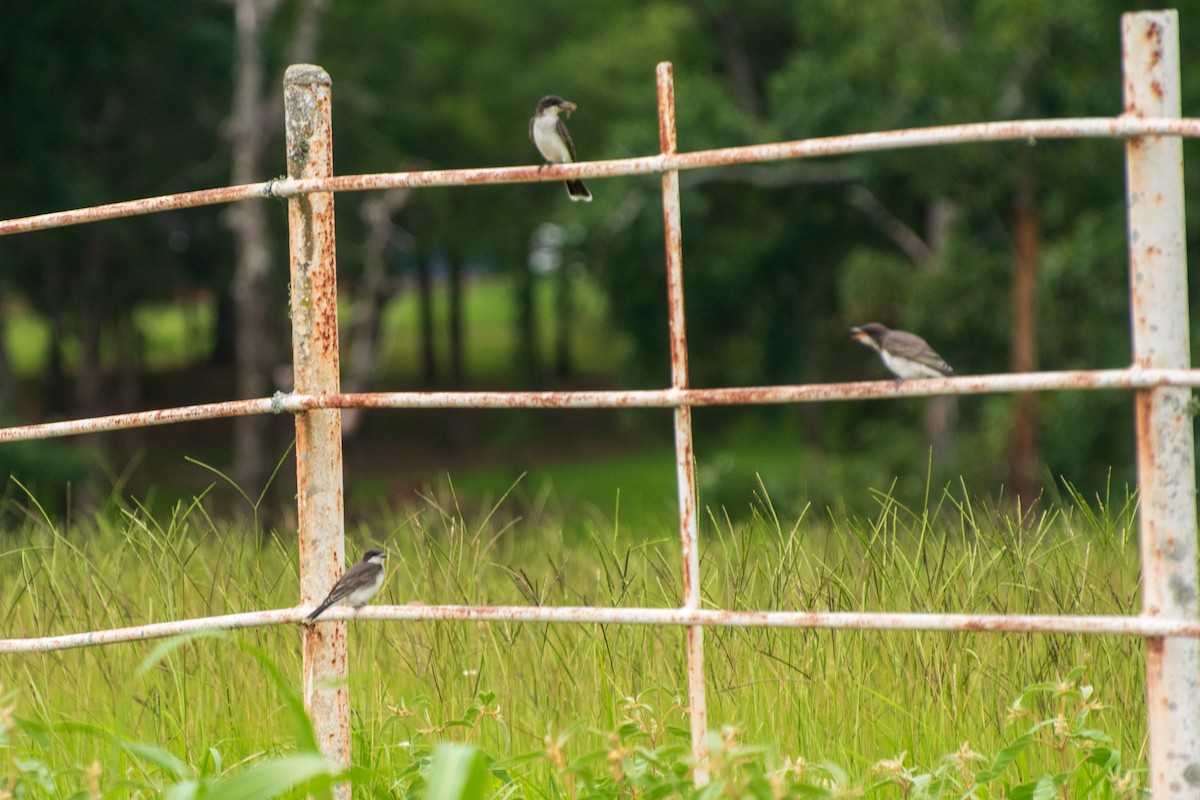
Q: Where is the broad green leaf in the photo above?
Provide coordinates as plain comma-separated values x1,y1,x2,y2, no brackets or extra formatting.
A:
135,630,231,680
56,722,188,780
237,642,320,754
1072,728,1112,743
205,753,338,800
1086,746,1120,769
424,743,489,800
164,779,201,800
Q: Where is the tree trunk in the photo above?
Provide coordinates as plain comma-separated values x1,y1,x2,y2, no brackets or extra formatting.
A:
226,0,278,494
342,188,411,437
552,259,573,380
225,0,328,493
39,253,68,416
210,288,236,365
692,0,761,118
448,256,465,385
923,197,959,468
1009,166,1041,508
74,231,106,417
514,259,538,383
0,305,12,418
416,255,437,385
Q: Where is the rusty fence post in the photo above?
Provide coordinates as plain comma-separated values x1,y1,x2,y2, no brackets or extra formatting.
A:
656,61,709,786
1122,11,1200,798
284,64,351,789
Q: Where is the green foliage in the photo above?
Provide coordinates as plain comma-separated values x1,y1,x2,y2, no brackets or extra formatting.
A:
6,1,1199,504
0,483,1153,798
0,666,1145,798
0,635,344,799
0,447,91,520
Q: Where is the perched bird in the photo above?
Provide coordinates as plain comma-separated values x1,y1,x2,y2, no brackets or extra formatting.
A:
530,95,592,202
304,549,387,623
851,322,953,380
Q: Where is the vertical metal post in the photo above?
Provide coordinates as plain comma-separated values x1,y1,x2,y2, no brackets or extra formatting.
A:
657,61,709,786
284,64,350,790
1122,12,1200,797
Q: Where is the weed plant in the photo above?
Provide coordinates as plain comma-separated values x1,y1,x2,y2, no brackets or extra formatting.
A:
0,478,1149,796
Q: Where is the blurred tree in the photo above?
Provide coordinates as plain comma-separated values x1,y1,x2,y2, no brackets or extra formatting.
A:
224,0,330,493
2,0,1197,510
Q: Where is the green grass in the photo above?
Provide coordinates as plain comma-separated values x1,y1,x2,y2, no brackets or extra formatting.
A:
2,270,629,384
0,480,1152,796
378,271,630,383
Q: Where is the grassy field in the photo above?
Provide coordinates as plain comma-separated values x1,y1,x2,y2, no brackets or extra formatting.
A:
2,271,628,384
0,480,1151,797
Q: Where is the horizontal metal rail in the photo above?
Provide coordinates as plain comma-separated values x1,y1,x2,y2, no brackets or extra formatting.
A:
0,368,1195,443
2,116,1198,237
3,606,1198,655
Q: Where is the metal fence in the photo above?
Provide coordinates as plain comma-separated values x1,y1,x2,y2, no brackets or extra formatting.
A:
1,10,1198,797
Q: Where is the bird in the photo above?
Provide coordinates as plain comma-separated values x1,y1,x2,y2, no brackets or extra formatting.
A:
304,549,387,623
530,95,592,202
850,322,953,380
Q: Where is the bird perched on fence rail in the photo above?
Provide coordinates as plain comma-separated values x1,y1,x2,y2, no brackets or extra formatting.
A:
851,323,953,380
530,95,592,202
304,549,387,623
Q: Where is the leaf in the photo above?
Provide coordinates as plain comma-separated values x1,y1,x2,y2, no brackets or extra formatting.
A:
56,722,188,780
1009,773,1068,800
201,747,224,779
1085,746,1120,770
1072,728,1112,744
135,630,231,680
424,743,490,800
974,731,1035,782
205,753,338,800
616,722,641,739
1064,666,1087,684
122,738,191,779
164,779,201,800
237,642,320,754
13,716,52,747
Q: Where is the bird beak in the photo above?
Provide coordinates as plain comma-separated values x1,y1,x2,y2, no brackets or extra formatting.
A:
561,101,577,116
850,327,865,339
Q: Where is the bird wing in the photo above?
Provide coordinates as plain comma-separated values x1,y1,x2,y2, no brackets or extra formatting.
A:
556,118,578,162
529,116,536,146
884,330,953,375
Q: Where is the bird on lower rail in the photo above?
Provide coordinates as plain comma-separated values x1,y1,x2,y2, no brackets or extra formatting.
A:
304,549,387,623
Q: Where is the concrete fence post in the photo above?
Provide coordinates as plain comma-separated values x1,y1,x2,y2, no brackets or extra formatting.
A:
283,63,350,793
1122,11,1200,797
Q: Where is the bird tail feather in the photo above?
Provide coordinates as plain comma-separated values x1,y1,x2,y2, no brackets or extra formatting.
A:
305,600,334,623
566,180,592,202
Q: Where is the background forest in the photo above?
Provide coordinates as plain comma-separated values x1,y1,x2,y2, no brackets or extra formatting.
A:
1,0,1198,523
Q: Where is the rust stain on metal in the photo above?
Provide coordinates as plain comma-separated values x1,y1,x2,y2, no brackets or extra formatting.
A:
657,60,709,788
4,369,1200,444
5,119,1200,238
285,63,351,785
658,63,677,156
7,606,1200,654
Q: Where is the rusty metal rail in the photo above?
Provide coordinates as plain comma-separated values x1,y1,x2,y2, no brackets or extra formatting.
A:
1,9,1197,797
3,606,1200,656
0,368,1197,445
1,116,1198,238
